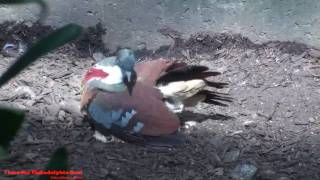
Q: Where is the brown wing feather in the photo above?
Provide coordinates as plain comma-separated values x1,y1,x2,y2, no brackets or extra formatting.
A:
80,85,98,111
92,82,180,136
135,58,223,86
134,58,175,85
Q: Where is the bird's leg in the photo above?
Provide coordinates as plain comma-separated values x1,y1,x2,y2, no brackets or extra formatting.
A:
93,130,108,143
164,98,184,113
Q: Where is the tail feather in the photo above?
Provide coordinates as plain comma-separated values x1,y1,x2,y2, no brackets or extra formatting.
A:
168,65,209,74
205,80,228,89
204,99,229,107
181,90,232,107
199,90,232,106
201,90,232,101
157,62,232,108
158,65,221,84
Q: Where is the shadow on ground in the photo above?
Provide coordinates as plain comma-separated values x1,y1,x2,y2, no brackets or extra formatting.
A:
0,22,320,180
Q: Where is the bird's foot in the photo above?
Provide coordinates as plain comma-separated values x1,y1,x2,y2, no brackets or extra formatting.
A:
93,130,108,143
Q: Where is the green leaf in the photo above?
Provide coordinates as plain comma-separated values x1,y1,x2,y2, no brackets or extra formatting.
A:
0,0,48,22
38,147,69,180
0,146,8,159
0,24,83,87
0,106,25,149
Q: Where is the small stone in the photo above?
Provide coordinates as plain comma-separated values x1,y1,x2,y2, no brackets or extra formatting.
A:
308,49,320,58
184,121,197,129
92,52,105,61
45,116,56,122
45,104,60,116
2,42,19,57
42,96,53,104
251,113,258,119
27,135,35,143
309,117,316,123
74,118,84,126
58,110,66,121
199,60,210,66
14,86,36,99
223,149,240,162
230,163,257,180
24,21,33,28
47,80,56,88
277,177,291,180
60,100,82,118
284,110,294,118
181,49,191,60
100,168,109,176
196,36,205,41
304,65,320,77
137,42,147,50
16,103,27,110
66,116,73,122
230,130,243,136
25,152,38,161
25,100,36,107
258,169,276,180
214,168,224,176
207,165,216,174
216,66,228,73
238,98,247,105
243,121,257,128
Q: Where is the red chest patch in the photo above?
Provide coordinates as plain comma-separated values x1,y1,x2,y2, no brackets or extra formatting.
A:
84,68,109,82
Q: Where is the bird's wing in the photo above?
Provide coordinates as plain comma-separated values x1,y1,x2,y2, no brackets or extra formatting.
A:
135,58,231,106
86,82,180,140
134,58,175,85
157,64,222,85
135,58,226,87
157,79,205,99
80,85,98,111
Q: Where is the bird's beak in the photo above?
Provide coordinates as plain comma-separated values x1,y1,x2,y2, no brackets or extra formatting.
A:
123,70,137,96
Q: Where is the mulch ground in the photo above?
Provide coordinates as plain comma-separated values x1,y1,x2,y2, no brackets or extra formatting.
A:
0,22,320,180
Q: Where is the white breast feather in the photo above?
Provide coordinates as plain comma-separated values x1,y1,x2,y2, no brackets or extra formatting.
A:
95,65,123,84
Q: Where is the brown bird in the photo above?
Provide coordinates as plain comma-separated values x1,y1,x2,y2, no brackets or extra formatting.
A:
80,49,231,147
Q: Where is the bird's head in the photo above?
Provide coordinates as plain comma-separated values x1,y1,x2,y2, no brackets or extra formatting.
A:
116,48,137,95
83,48,137,95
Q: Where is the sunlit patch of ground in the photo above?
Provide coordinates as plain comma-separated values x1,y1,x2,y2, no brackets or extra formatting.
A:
1,23,320,180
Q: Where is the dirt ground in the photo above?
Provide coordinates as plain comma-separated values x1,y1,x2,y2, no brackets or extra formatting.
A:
0,22,320,180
